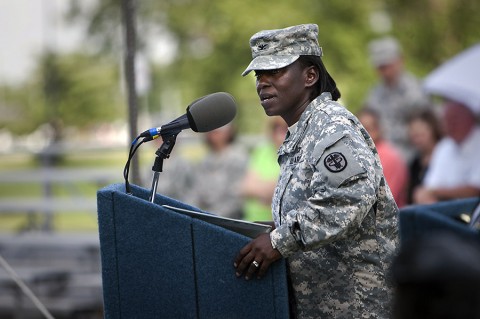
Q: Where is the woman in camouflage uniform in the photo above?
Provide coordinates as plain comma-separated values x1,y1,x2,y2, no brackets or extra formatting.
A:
234,24,399,318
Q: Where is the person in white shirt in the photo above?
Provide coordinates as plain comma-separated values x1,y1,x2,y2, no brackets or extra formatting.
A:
413,99,480,204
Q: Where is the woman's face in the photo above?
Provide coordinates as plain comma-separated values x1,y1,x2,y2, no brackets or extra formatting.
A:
408,118,436,152
254,61,315,125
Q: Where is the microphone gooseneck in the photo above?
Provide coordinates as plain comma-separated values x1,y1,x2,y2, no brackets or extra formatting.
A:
125,92,237,196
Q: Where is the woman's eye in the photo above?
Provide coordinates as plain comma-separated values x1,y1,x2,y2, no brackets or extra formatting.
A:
266,69,281,76
255,69,281,78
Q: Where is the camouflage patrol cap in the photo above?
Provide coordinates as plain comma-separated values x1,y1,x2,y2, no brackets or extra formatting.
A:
368,36,402,67
242,24,323,76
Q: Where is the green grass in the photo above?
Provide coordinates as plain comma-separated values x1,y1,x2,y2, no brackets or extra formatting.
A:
0,147,131,171
0,212,99,233
54,212,99,232
0,184,43,197
61,149,129,168
0,148,128,233
0,142,209,233
0,153,38,170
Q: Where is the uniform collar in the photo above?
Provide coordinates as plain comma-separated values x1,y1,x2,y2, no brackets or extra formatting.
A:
279,92,332,155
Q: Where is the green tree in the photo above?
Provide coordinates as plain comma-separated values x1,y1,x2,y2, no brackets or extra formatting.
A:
0,51,124,138
68,0,379,132
386,0,480,76
66,0,480,133
0,82,43,135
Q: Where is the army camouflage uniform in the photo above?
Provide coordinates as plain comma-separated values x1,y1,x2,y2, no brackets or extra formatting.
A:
242,24,399,318
365,72,430,161
365,36,430,162
270,92,399,319
188,143,248,219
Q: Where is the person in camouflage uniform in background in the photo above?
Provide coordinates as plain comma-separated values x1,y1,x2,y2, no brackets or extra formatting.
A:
234,24,399,318
364,36,431,162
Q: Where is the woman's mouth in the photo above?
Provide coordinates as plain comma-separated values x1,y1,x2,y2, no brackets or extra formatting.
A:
259,93,276,106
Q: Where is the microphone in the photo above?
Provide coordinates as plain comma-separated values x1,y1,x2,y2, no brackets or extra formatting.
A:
140,92,237,140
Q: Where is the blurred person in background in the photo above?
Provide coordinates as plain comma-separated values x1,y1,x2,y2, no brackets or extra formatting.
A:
187,122,249,219
241,116,288,222
144,133,196,203
406,109,443,204
413,99,480,204
364,36,430,162
358,108,409,208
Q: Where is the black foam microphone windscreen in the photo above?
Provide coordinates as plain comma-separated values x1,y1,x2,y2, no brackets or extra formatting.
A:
187,92,237,132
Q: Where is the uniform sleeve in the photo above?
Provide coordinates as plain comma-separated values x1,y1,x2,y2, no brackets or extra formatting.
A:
270,132,379,257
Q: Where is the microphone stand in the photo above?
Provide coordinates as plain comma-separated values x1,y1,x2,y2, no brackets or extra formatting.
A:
149,133,179,203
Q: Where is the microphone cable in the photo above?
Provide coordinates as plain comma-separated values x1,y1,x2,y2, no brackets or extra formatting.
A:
123,135,154,195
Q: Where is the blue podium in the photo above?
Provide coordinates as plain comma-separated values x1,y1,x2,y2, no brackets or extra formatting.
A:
97,183,289,319
399,197,480,246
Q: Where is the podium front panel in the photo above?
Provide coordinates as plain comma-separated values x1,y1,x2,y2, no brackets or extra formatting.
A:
98,184,198,318
192,222,289,319
97,183,289,319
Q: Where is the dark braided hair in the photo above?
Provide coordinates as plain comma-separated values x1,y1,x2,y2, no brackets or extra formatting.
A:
298,55,341,101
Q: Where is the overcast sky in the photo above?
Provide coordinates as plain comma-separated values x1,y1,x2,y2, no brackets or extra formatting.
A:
0,0,176,87
0,0,89,85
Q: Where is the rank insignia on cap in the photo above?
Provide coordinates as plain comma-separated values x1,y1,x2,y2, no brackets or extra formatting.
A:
258,43,268,50
242,24,322,76
324,152,347,173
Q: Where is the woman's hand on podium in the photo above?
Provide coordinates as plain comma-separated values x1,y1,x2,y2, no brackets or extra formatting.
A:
233,233,282,280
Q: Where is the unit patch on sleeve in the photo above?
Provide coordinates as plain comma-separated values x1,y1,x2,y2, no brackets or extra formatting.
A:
324,152,347,172
315,134,366,188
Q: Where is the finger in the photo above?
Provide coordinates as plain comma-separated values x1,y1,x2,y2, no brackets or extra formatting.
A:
244,259,261,280
256,259,272,279
235,251,256,277
233,243,252,268
233,253,244,269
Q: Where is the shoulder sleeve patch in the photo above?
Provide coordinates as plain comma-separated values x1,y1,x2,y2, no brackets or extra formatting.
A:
316,135,366,188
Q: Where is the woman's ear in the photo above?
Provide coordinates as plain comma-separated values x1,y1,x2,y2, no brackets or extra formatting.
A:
305,66,319,88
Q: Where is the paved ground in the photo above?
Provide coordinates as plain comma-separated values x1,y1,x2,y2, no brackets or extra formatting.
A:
0,232,104,319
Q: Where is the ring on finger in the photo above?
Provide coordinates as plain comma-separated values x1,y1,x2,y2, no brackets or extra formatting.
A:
252,260,260,268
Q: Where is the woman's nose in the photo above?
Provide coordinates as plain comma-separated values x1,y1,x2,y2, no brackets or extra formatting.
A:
256,74,269,89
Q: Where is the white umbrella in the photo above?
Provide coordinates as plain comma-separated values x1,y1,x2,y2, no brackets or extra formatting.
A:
423,43,480,115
